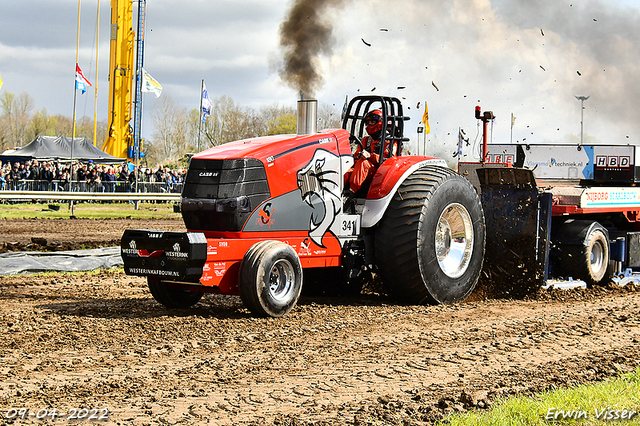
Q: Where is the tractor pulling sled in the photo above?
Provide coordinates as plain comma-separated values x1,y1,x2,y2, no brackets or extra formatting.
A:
121,95,640,317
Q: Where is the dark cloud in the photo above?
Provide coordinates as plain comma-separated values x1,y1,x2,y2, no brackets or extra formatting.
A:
492,0,640,131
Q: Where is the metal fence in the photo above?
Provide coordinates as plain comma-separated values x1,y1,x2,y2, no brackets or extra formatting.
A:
0,179,183,194
0,190,180,202
0,180,182,203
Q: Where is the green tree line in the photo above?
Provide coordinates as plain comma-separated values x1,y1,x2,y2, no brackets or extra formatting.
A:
0,91,341,167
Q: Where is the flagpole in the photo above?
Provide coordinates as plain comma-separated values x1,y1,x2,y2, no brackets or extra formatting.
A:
70,0,82,217
198,79,204,152
93,0,100,146
510,112,514,144
423,99,426,156
72,0,81,141
422,99,429,156
133,0,146,173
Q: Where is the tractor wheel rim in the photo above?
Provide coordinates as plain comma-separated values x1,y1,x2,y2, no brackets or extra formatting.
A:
435,203,474,279
591,240,605,274
268,259,295,302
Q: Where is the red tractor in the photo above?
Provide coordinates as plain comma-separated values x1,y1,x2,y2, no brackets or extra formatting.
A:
122,96,487,317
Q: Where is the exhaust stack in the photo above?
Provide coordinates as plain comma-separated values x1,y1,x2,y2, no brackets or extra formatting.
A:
297,99,318,135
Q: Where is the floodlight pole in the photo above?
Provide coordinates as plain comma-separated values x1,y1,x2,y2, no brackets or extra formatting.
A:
575,95,589,145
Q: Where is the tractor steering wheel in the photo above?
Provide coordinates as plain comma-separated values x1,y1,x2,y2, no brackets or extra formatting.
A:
349,135,364,152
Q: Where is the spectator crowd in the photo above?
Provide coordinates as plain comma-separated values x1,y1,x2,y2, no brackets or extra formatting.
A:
0,159,186,193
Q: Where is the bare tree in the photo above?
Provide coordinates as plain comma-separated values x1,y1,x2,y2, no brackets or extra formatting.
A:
0,112,7,152
0,91,34,148
186,98,340,157
0,92,17,151
52,115,73,138
318,101,341,130
30,109,55,139
148,94,190,165
198,95,259,147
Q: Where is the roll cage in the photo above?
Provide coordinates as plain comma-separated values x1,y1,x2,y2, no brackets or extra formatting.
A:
341,95,410,164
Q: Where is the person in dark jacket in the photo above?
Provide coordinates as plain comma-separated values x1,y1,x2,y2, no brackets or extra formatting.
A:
9,163,21,190
128,166,137,192
29,160,41,190
117,165,129,192
42,162,55,191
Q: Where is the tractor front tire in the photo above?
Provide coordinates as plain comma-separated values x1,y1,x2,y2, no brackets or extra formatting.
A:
148,278,203,309
239,240,303,317
375,166,485,304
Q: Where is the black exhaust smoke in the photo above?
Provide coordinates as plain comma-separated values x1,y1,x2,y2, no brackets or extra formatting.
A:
279,0,346,97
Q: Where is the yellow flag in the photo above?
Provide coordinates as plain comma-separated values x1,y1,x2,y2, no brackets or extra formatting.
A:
141,68,162,98
0,73,3,91
422,101,430,134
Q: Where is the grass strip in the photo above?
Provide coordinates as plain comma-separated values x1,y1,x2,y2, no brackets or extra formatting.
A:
0,202,180,220
440,368,640,425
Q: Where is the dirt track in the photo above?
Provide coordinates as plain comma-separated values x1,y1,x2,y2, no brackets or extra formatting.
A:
0,218,185,252
1,218,640,425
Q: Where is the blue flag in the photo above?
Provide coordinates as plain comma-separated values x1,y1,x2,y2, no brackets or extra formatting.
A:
202,82,213,124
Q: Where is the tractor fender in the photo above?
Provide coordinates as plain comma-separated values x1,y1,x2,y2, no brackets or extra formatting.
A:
552,219,610,246
361,156,449,228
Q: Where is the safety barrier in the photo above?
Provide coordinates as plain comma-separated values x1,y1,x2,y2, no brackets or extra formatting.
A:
0,190,180,202
0,180,183,194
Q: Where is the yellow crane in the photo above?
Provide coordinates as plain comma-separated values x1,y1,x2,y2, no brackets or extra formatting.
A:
102,0,135,159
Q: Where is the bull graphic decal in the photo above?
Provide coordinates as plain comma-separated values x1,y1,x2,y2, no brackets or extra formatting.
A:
297,149,342,247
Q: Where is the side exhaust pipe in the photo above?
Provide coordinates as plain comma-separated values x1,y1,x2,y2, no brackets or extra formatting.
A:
297,99,317,135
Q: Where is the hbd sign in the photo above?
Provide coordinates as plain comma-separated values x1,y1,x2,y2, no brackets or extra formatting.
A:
595,155,631,168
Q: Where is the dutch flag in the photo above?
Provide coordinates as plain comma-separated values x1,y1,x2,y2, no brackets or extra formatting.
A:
75,64,91,94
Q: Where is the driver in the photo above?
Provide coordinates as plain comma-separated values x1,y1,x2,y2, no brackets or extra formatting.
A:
347,109,394,194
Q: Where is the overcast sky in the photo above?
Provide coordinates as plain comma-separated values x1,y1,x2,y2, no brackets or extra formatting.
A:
1,0,639,159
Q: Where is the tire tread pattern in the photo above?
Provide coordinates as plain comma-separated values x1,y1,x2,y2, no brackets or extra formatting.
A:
239,240,303,317
148,279,203,309
375,166,484,304
560,230,609,287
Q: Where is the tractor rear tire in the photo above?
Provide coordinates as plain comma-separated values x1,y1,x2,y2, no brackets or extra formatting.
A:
239,240,303,317
148,278,203,309
375,166,485,304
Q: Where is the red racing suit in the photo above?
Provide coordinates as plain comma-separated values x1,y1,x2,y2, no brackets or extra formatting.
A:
347,135,394,194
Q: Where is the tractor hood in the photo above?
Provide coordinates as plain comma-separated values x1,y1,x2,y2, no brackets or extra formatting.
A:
192,130,344,164
182,129,353,233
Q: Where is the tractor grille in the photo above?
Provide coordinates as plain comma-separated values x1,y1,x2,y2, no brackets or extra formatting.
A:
181,158,270,231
